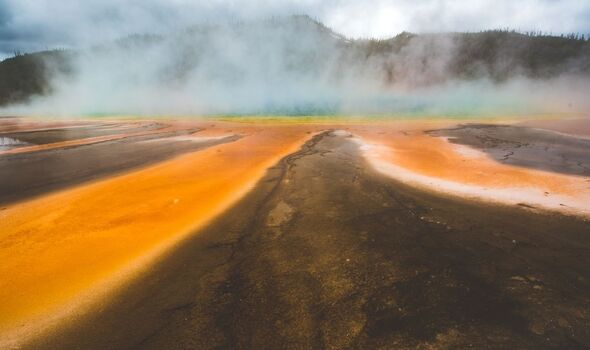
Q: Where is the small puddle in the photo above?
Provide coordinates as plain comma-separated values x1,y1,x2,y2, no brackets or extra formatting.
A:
0,136,31,151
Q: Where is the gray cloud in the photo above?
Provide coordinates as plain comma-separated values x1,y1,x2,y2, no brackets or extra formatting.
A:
0,0,589,55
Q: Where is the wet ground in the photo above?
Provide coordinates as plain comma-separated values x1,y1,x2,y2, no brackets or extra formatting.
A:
428,124,590,177
32,131,590,349
0,124,238,205
0,122,166,146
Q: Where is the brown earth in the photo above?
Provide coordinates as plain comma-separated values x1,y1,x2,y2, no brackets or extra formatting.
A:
28,129,590,350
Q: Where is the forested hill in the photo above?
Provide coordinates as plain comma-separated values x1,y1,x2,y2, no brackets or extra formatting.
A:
1,15,589,107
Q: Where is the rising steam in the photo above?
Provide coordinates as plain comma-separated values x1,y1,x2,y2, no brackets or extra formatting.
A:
3,16,590,117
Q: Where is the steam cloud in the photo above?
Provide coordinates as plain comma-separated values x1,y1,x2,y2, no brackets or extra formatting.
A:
1,4,589,116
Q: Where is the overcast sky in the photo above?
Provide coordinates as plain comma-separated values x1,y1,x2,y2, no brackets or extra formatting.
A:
1,0,589,59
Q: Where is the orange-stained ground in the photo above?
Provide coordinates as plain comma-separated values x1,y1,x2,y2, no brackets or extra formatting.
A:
356,127,574,195
0,119,97,133
0,121,193,155
0,121,316,347
1,117,589,347
348,120,590,215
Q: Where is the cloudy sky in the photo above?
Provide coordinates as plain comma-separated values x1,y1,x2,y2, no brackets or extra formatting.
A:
1,0,589,59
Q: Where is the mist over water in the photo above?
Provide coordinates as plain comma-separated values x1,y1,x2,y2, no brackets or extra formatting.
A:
3,16,590,117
